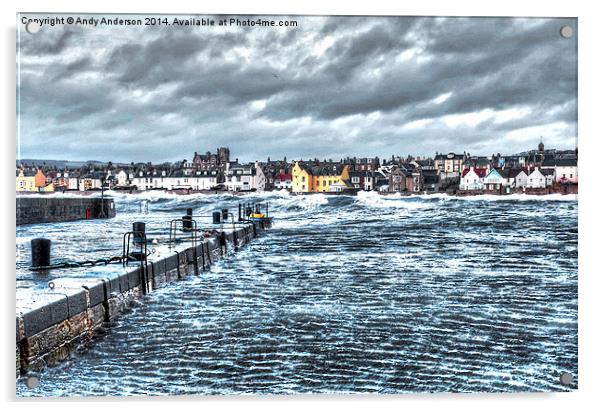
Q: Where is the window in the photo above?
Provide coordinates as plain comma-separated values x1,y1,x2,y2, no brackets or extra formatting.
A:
302,176,305,182
570,174,573,178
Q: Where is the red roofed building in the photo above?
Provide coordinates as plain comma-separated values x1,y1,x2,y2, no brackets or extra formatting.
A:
460,167,487,190
274,173,292,190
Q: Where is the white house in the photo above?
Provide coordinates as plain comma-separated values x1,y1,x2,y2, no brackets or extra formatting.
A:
78,174,103,191
131,170,162,190
459,167,487,190
116,170,129,187
225,162,266,192
514,170,528,188
131,169,219,191
274,174,292,190
66,172,79,190
526,168,547,189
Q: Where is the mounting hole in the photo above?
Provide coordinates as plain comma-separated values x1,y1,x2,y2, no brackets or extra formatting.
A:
25,21,41,34
26,376,40,389
48,281,55,290
560,372,574,385
560,25,573,39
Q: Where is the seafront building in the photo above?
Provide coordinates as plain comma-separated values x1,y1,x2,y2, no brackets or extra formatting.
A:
16,142,578,195
224,162,266,192
291,161,352,193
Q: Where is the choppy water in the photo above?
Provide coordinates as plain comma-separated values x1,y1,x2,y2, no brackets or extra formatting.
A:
16,191,578,396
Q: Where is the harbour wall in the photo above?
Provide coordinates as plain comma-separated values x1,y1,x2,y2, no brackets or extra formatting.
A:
15,220,270,376
16,197,116,225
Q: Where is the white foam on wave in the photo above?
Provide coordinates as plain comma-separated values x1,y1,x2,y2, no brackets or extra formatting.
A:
18,188,293,203
109,190,234,203
355,191,430,210
269,193,329,212
423,192,577,202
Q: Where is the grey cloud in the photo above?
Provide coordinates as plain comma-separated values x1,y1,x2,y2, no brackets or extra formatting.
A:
19,26,78,56
17,15,577,163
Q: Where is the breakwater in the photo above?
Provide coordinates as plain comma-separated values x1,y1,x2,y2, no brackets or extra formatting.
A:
16,196,116,225
16,219,270,376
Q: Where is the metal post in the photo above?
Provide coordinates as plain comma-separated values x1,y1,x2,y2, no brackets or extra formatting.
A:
99,177,106,218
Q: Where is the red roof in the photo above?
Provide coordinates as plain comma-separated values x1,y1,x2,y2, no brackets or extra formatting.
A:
277,173,292,181
462,167,488,178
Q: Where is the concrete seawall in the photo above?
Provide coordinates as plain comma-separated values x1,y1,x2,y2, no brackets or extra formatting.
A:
16,219,270,376
16,197,116,225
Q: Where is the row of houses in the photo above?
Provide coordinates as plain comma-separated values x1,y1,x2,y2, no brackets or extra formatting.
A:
16,169,106,192
459,159,578,192
460,167,555,191
16,143,577,194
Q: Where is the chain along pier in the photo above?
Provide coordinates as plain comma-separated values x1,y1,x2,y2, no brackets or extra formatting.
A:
16,201,272,376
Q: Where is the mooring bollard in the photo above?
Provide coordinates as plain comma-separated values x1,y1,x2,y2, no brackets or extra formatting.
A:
132,222,146,245
128,222,147,262
183,208,194,232
31,238,51,268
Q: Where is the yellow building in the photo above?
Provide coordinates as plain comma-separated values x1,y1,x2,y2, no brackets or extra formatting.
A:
313,164,350,192
292,161,350,193
16,169,37,192
292,162,311,193
16,169,54,192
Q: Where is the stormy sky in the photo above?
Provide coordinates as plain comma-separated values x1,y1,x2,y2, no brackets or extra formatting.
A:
17,15,577,164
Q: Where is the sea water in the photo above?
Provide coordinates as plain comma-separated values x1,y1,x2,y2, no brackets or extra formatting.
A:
16,191,578,395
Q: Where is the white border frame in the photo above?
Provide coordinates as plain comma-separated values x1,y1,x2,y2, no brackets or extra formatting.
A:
2,1,599,408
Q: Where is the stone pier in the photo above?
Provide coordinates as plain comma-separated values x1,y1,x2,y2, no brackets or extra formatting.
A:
15,219,271,376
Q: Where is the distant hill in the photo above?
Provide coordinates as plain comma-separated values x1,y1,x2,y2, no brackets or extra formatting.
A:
16,159,122,168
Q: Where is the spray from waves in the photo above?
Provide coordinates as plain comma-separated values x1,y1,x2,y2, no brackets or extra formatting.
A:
271,193,330,211
355,191,432,210
422,192,577,202
18,189,577,215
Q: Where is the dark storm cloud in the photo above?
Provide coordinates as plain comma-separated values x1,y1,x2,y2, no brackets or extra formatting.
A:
19,26,79,55
17,15,577,163
258,18,576,122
